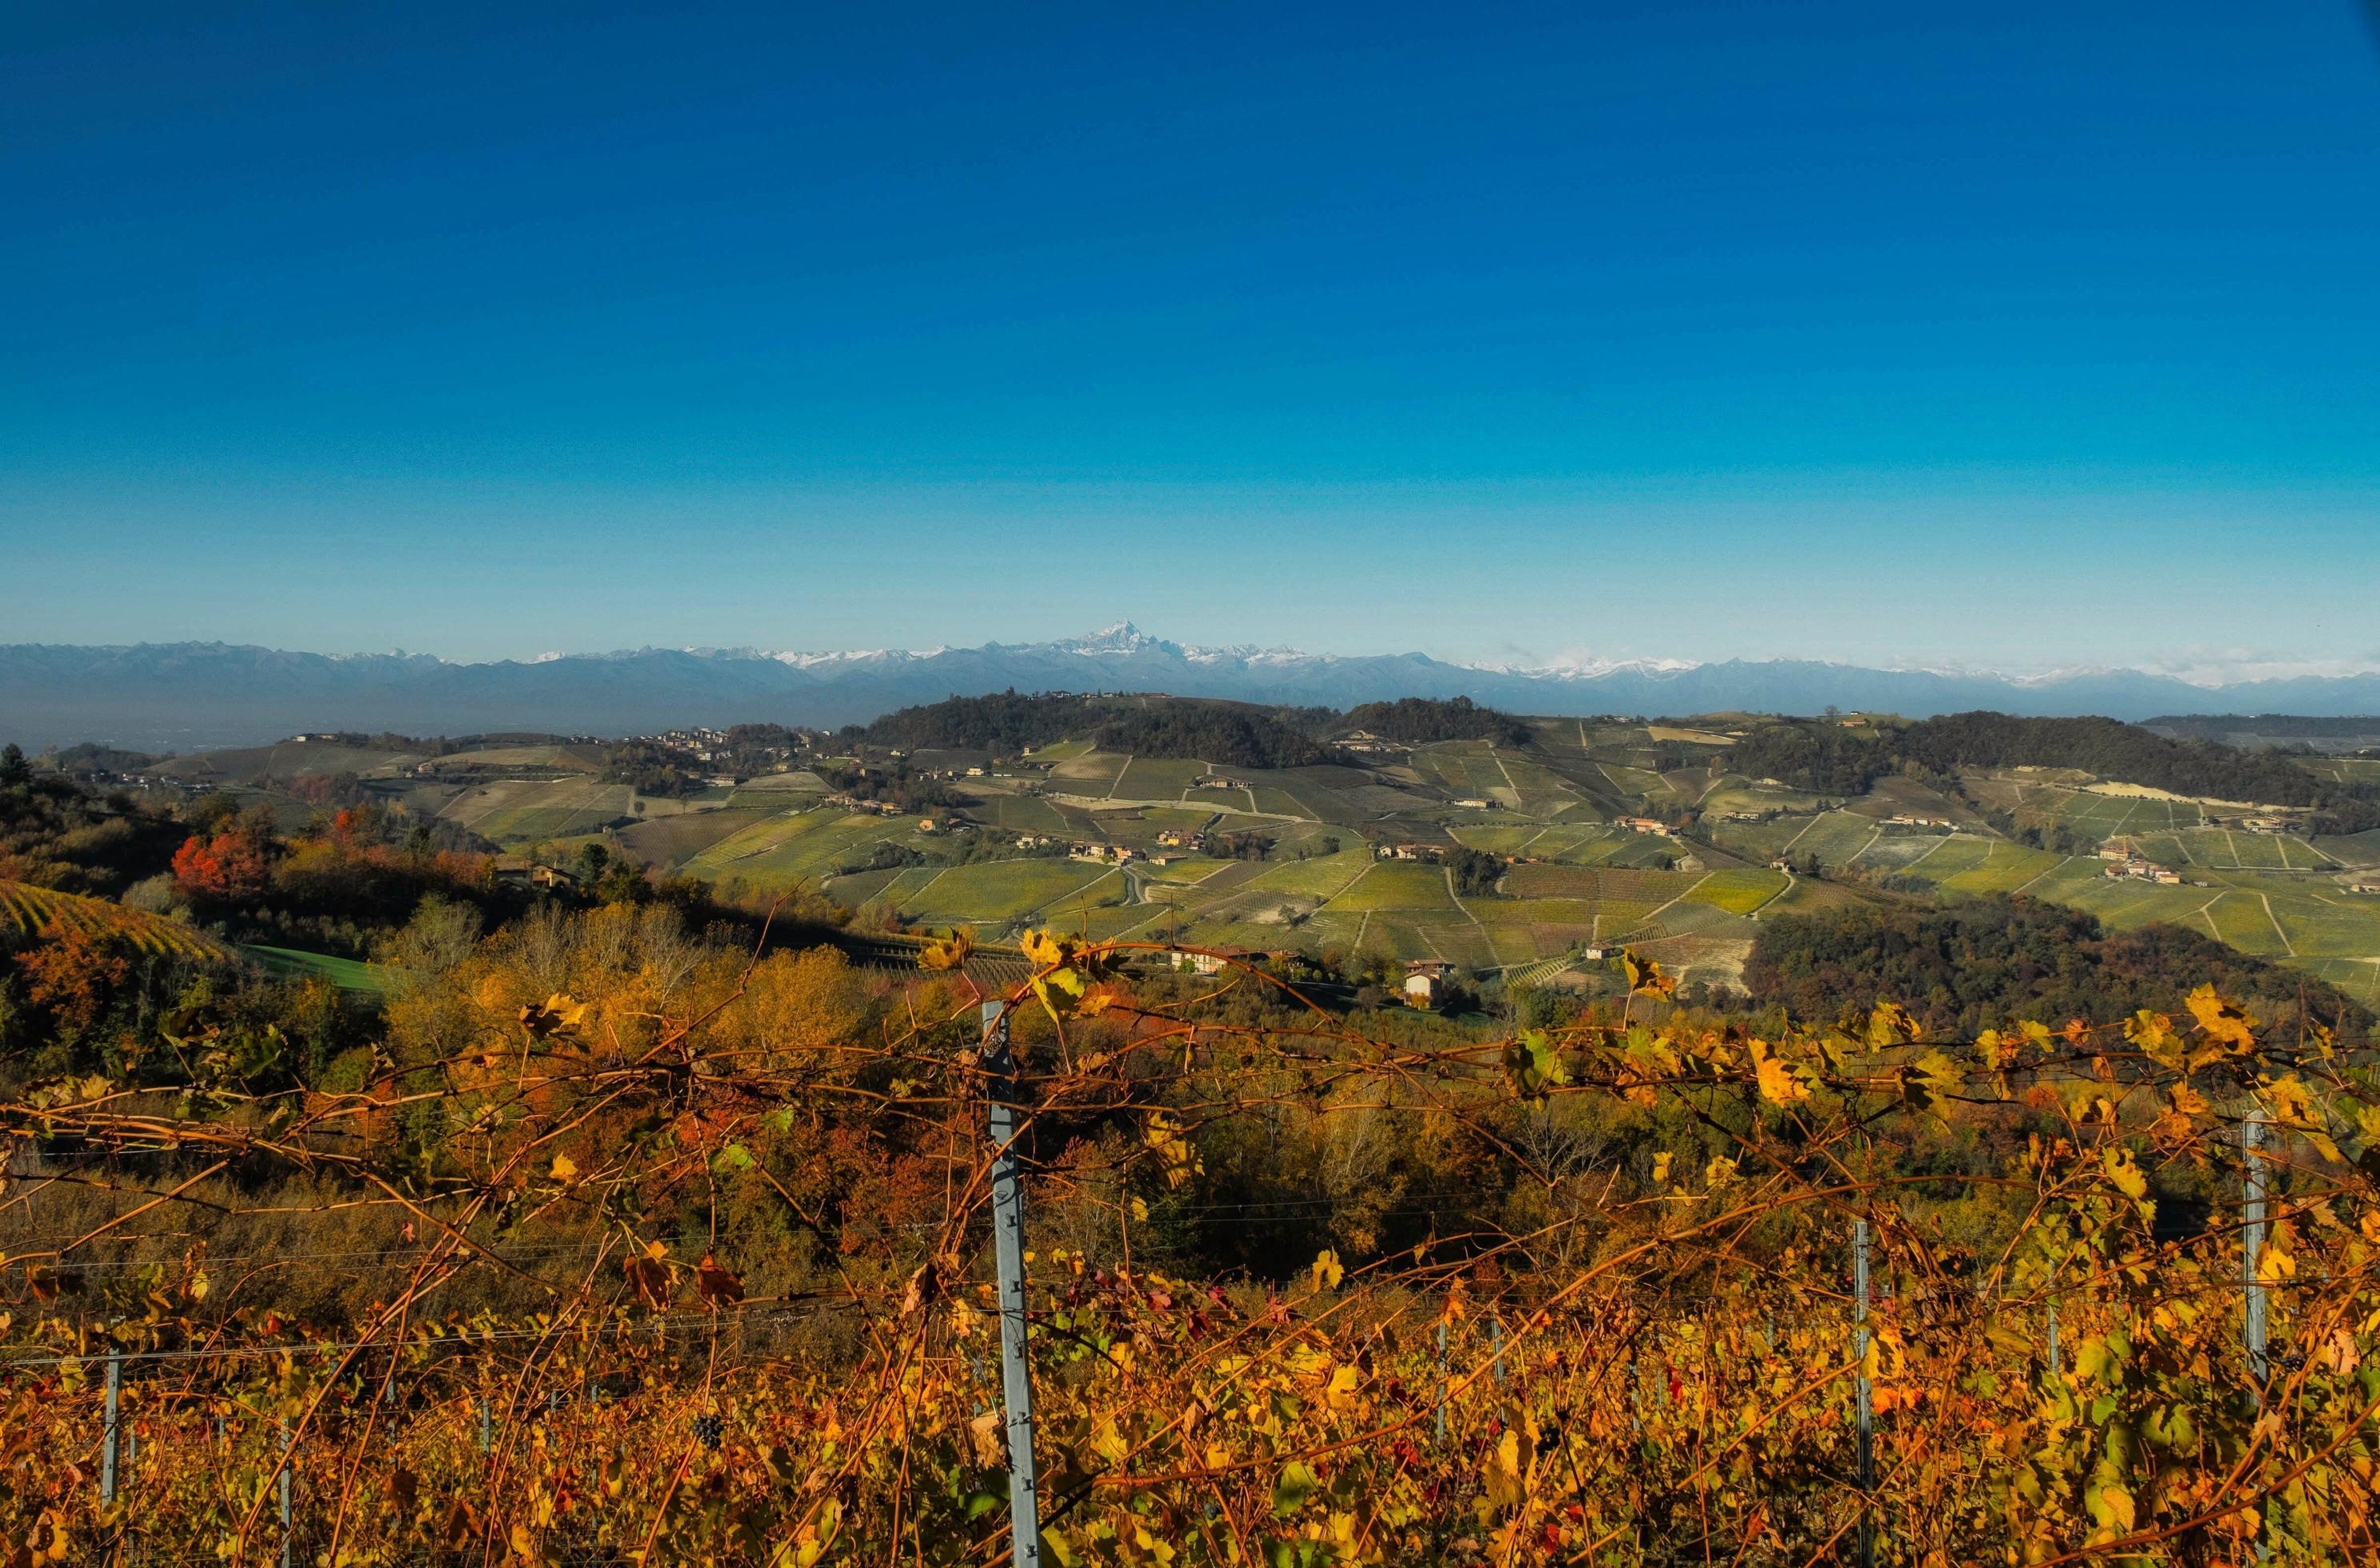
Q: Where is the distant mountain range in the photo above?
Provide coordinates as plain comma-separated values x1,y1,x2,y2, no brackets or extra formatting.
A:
6,624,2380,751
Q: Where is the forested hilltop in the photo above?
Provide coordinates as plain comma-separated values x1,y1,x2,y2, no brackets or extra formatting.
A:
1338,695,1531,745
850,691,1528,766
1733,710,2380,831
1744,893,2370,1038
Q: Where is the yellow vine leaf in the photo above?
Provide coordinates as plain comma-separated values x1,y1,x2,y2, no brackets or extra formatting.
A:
2103,1148,2149,1202
2184,985,2258,1052
1751,1038,1810,1106
917,928,974,971
1621,948,1674,998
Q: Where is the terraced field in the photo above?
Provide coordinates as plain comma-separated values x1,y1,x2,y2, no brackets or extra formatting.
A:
611,803,785,867
1685,868,1792,914
155,740,426,785
897,860,1122,927
1,881,227,959
682,808,944,887
325,714,2380,1002
2127,829,2333,872
1110,757,1217,800
437,778,654,842
1329,862,1461,912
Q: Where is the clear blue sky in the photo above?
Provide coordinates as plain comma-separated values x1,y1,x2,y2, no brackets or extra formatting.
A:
5,2,2377,675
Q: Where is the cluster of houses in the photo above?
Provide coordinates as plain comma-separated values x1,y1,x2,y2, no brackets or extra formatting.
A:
822,793,902,817
1884,814,1954,829
493,855,578,890
1194,775,1249,791
68,765,196,794
2346,881,2380,896
1070,841,1142,864
918,816,975,834
1378,842,1445,862
2100,849,2183,885
1402,958,1456,1005
1615,817,1676,837
1336,732,1406,757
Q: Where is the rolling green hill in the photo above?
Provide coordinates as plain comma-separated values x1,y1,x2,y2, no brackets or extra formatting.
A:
124,702,2363,1004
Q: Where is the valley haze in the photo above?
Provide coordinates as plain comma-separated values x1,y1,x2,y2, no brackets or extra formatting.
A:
8,623,2380,751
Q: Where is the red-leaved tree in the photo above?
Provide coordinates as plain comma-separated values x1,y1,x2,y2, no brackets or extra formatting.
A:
171,830,270,902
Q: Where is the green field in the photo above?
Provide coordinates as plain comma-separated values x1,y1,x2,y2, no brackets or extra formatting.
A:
2128,828,2331,872
682,808,940,887
437,778,655,842
898,859,1124,926
1684,868,1792,915
518,711,2380,997
611,803,785,867
244,945,395,997
1109,756,1218,800
1326,862,1459,912
1238,847,1380,900
156,739,424,785
1046,750,1131,794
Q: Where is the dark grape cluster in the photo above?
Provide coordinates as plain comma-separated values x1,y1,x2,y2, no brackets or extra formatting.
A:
692,1414,722,1450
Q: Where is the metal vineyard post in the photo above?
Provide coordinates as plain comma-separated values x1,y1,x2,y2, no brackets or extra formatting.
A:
1854,1218,1874,1568
102,1350,121,1504
982,999,1042,1566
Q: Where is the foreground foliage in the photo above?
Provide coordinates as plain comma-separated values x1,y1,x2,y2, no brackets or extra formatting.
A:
5,927,2378,1564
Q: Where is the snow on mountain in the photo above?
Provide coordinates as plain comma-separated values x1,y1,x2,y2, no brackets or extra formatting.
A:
6,630,2380,750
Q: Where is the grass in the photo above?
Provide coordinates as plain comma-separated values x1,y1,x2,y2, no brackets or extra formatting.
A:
733,770,832,794
423,743,605,773
612,804,784,869
1502,864,1697,904
2135,829,2333,872
156,740,424,785
684,809,930,887
1110,757,1218,800
1782,811,1886,869
1047,750,1130,794
898,859,1122,925
2204,894,2289,957
1685,869,1791,915
1240,785,1314,820
243,945,394,997
1325,862,1459,912
1239,848,1380,900
438,778,642,843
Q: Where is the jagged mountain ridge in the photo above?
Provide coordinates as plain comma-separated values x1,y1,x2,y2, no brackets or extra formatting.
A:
6,625,2379,750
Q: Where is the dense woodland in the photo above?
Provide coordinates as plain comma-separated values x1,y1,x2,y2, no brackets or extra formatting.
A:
1337,695,1531,746
1744,893,2370,1039
854,691,1338,767
2149,713,2380,742
1732,710,2380,830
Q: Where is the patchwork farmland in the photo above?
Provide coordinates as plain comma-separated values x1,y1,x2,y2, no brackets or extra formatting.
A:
91,704,2380,1007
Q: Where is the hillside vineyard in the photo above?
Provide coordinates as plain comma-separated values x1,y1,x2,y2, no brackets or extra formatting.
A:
6,701,2380,1561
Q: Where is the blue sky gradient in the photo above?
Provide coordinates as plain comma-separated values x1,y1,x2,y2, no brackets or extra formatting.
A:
5,2,2377,673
